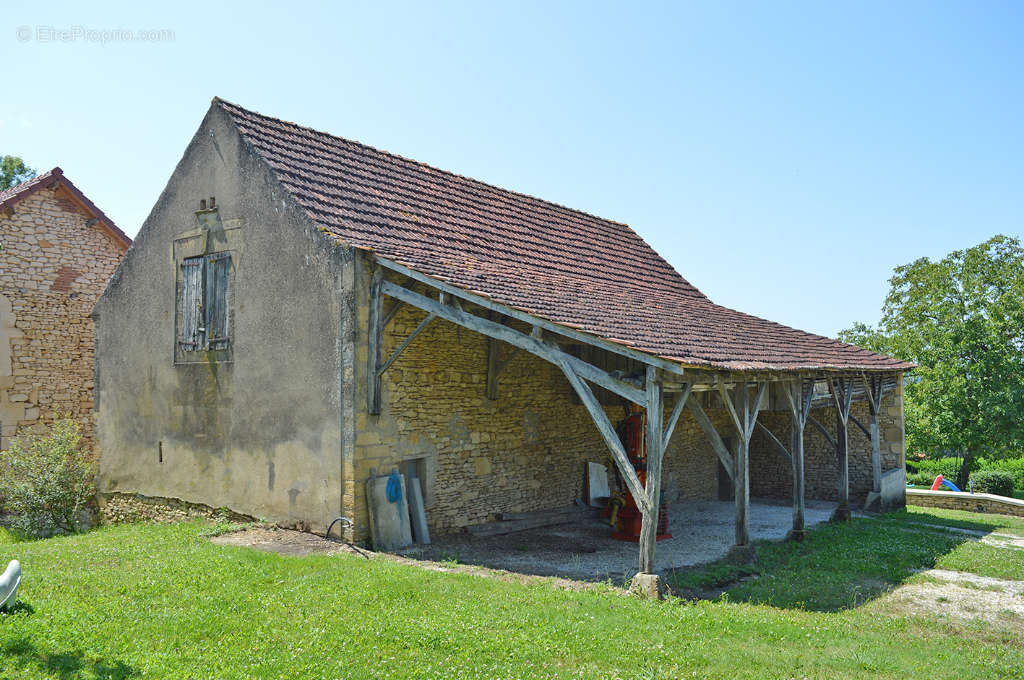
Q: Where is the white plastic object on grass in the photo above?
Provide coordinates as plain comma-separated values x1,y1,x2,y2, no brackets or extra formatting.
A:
0,560,21,611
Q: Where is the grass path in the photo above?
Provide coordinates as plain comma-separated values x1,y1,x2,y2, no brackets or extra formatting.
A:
0,511,1019,679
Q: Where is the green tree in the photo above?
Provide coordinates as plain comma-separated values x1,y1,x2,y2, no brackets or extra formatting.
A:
840,235,1024,487
0,155,36,191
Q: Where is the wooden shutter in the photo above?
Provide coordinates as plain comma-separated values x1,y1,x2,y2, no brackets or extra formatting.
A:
205,252,231,349
178,257,204,351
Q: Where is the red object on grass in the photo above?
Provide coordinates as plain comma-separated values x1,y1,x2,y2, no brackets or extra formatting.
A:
931,475,944,491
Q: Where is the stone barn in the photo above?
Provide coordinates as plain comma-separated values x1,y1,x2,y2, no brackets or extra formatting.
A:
95,98,912,583
0,168,130,450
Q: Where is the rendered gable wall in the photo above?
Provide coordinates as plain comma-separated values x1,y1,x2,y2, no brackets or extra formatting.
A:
94,104,349,531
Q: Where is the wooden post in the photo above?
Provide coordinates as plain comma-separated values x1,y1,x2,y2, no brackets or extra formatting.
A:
733,380,750,548
486,337,501,400
367,268,383,415
717,378,766,559
830,377,853,522
638,366,664,575
783,379,813,540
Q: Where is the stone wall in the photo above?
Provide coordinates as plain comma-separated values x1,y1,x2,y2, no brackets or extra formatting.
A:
749,386,905,504
98,491,255,525
349,263,735,541
0,187,126,450
906,488,1024,518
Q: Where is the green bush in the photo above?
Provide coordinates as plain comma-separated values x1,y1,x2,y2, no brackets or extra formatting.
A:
0,418,95,536
907,457,964,479
976,457,1024,492
906,471,938,487
969,470,1015,497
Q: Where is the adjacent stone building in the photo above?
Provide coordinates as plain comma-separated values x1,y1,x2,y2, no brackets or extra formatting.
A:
95,99,912,577
0,168,130,450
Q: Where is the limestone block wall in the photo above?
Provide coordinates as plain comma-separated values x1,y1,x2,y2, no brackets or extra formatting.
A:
0,187,126,450
749,387,905,503
350,273,732,540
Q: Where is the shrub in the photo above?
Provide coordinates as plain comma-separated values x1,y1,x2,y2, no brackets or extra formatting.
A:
906,472,937,487
0,418,95,536
908,457,964,479
977,457,1024,492
969,470,1015,497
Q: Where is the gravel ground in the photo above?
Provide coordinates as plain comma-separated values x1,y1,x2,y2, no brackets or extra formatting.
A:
877,569,1024,627
402,498,837,582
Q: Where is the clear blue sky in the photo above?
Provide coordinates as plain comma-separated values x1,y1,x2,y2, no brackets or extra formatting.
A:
2,1,1021,337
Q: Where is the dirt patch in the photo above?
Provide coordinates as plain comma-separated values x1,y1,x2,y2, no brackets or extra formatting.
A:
874,568,1024,629
210,527,604,592
211,527,372,558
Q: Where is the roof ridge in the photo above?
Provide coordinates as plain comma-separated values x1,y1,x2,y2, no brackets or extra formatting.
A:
207,97,912,372
0,166,130,248
212,97,634,229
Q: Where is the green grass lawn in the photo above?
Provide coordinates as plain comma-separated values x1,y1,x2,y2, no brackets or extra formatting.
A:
0,511,1020,679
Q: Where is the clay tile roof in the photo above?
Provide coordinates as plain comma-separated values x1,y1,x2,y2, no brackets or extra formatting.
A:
214,98,912,373
0,167,131,248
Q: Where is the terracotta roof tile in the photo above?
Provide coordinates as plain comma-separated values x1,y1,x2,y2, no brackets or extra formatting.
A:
215,98,912,373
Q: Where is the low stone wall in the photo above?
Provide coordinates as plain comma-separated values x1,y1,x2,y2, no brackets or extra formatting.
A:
906,488,1024,518
98,492,255,525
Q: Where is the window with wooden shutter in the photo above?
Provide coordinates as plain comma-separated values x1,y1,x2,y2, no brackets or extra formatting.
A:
177,251,231,354
205,253,230,350
178,256,205,351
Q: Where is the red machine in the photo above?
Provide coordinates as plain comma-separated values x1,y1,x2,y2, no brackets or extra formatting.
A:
608,406,671,542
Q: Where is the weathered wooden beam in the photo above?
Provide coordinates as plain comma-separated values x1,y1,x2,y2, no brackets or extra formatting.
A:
486,337,501,400
367,268,383,415
381,300,404,329
686,399,734,474
733,382,751,547
847,413,871,439
378,312,435,376
748,383,767,439
783,379,814,538
376,256,687,376
381,279,646,404
807,415,837,449
638,366,664,574
661,383,692,451
718,378,744,437
754,420,791,463
556,357,651,514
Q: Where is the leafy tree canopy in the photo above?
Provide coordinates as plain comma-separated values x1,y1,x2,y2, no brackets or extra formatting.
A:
0,155,36,191
840,235,1024,481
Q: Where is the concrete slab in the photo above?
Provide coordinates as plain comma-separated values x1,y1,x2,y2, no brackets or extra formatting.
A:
404,498,837,583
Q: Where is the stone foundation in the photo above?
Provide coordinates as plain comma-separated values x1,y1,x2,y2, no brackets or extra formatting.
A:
98,492,255,525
